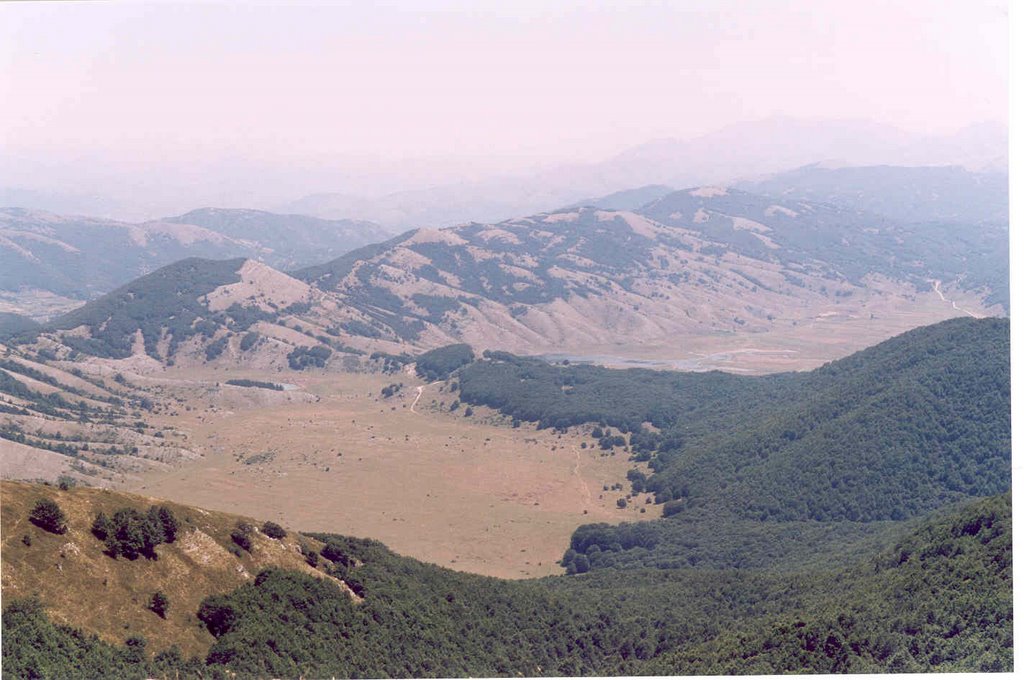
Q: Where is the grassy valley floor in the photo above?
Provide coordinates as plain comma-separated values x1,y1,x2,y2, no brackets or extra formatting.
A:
121,370,651,579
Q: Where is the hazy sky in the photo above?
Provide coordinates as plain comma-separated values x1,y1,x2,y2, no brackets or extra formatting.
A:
0,0,1009,207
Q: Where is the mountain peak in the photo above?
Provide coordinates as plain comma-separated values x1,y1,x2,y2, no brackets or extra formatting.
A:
687,186,729,197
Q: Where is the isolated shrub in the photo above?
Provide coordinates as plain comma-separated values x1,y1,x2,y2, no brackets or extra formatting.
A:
149,505,179,543
29,499,67,535
463,406,474,417
57,476,76,491
231,524,253,552
106,508,163,560
91,512,111,540
21,534,31,546
150,591,169,618
262,521,287,540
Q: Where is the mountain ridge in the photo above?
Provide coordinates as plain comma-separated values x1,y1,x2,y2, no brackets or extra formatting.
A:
16,181,1005,373
0,207,390,320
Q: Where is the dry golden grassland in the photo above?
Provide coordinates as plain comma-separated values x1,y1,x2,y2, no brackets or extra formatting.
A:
1,480,347,657
125,370,652,579
533,280,994,374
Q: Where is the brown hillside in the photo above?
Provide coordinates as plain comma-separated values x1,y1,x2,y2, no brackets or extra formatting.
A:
0,480,352,658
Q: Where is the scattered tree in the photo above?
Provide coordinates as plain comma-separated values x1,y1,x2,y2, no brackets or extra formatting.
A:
149,591,169,618
231,524,253,552
149,505,179,543
91,512,111,540
29,499,67,535
106,508,163,560
262,521,287,540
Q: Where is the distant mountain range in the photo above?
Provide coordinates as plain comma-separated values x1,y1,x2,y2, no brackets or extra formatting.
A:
280,118,1007,229
0,208,391,319
736,164,1008,224
9,167,1006,373
560,185,676,211
1,117,1007,230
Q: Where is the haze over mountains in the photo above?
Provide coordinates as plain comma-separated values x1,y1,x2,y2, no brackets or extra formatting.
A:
275,118,1010,229
737,164,1008,224
0,128,1011,679
1,2,1012,675
0,159,1004,382
1,117,1007,227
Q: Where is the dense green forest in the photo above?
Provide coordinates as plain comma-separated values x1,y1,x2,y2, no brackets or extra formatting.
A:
2,493,1011,677
415,343,474,381
458,318,1010,573
2,318,1010,676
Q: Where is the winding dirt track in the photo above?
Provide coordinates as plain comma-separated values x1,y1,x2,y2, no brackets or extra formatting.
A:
410,386,425,413
409,381,444,414
932,280,982,319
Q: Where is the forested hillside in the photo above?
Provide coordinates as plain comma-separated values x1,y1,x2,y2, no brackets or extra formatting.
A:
1,487,1011,677
457,318,1010,570
44,258,249,359
21,257,351,369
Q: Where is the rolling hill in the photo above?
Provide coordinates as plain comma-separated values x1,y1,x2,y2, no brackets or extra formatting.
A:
288,188,1002,359
0,341,201,485
0,208,389,320
453,317,1010,572
641,186,1008,308
16,257,360,371
1,482,1011,676
10,178,1006,373
0,481,356,661
163,208,393,270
